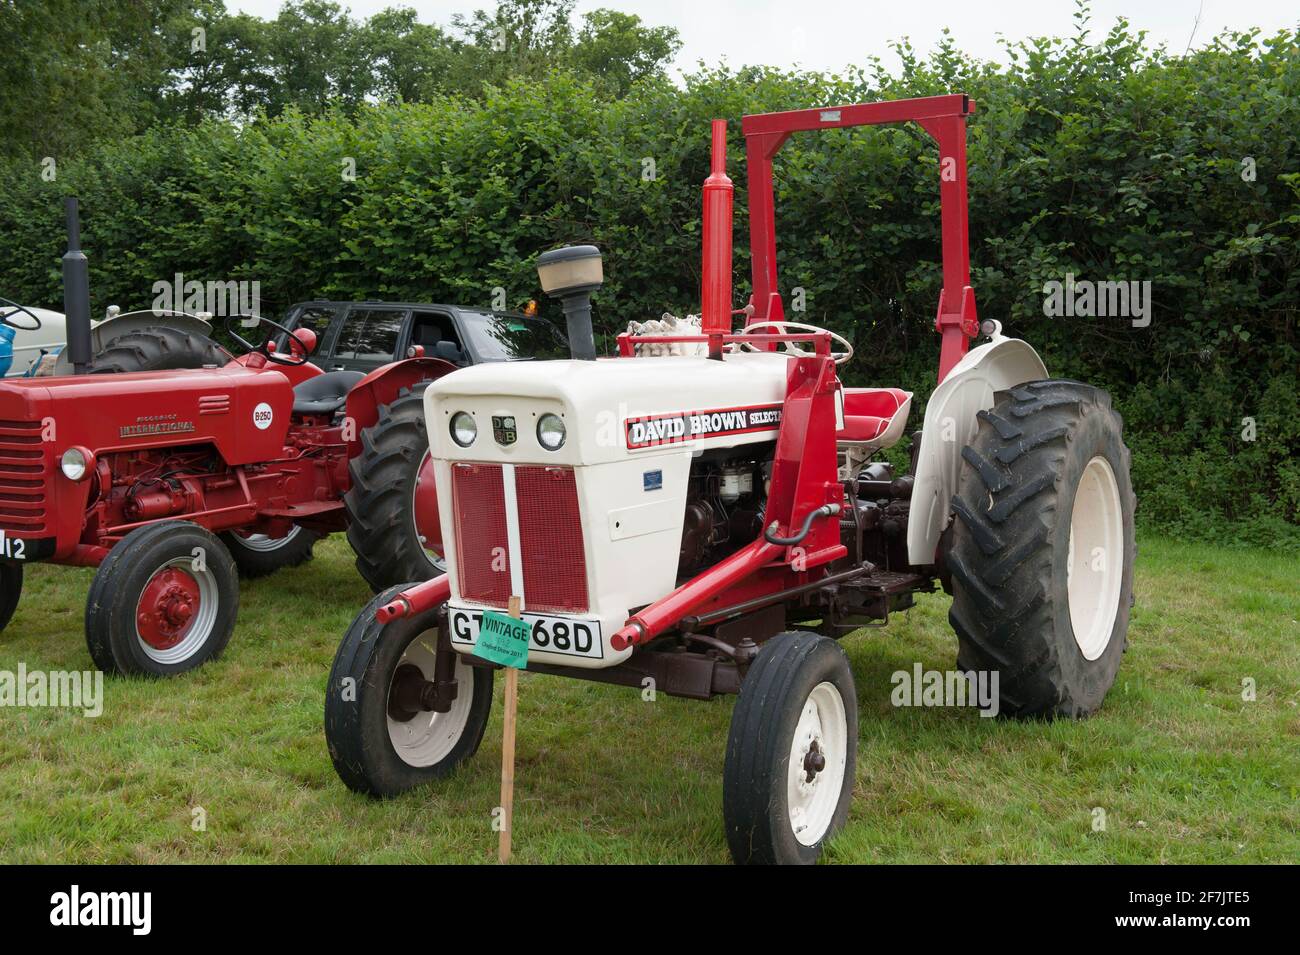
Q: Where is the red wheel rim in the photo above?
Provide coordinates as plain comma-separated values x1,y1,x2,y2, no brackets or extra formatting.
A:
412,450,444,563
136,566,202,650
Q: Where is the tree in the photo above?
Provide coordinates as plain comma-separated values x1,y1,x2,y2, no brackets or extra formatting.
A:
571,9,681,96
0,0,185,156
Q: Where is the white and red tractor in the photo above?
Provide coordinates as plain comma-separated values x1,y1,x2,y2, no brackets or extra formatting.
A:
323,94,1136,864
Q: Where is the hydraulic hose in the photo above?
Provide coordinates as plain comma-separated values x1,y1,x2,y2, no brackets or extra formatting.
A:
764,503,842,546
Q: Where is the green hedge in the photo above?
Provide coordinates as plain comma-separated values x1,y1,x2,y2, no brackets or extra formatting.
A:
1,23,1296,547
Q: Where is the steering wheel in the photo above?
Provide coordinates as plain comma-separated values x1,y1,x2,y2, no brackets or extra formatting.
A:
225,313,310,366
740,320,854,366
0,296,43,332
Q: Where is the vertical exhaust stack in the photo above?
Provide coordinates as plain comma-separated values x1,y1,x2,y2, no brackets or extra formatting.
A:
700,119,734,360
62,197,93,374
536,244,603,361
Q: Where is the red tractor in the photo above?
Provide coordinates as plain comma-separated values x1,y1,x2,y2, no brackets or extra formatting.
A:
324,94,1137,864
0,200,451,675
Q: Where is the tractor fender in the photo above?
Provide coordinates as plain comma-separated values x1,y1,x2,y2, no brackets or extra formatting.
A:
50,311,216,376
906,328,1048,566
343,357,459,459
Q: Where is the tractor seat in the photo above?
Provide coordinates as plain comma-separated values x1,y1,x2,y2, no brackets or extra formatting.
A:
837,387,913,450
292,369,366,416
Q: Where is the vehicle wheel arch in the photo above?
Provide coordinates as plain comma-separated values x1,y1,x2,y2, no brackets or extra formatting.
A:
907,330,1049,566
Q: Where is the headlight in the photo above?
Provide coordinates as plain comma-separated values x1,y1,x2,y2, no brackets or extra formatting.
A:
450,411,477,447
60,447,89,481
537,413,566,450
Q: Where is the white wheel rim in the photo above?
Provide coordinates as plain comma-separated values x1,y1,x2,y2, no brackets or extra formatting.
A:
1067,455,1124,661
237,526,302,552
386,630,473,767
786,681,848,847
135,556,219,665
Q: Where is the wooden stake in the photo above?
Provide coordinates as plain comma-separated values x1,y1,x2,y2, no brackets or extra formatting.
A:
499,595,522,863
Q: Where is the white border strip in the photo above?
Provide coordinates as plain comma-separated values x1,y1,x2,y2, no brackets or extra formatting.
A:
500,463,526,602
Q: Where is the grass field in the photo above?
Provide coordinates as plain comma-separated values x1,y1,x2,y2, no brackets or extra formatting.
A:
0,535,1295,864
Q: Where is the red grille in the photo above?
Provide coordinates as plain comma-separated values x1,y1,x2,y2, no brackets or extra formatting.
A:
451,463,510,606
515,466,588,613
0,420,47,533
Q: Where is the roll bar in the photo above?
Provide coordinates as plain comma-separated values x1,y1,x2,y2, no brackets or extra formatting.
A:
739,93,980,382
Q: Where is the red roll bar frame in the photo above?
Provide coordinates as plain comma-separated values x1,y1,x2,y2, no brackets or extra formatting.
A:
741,92,980,382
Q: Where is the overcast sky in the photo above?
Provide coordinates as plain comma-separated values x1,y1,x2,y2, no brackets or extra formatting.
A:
228,0,1299,75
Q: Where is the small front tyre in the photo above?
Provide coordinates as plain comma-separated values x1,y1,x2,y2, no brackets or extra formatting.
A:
723,632,857,865
325,588,493,797
85,521,239,676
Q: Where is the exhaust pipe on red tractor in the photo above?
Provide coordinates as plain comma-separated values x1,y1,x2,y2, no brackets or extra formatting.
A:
700,119,734,360
62,197,93,375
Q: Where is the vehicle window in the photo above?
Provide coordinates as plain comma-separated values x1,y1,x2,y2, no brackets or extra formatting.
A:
333,308,407,362
409,312,460,347
457,311,569,361
284,305,340,355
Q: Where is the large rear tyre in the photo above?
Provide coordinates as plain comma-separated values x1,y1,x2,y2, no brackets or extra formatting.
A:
0,561,21,632
944,380,1136,718
88,325,230,373
85,521,240,676
325,588,493,797
220,526,321,578
344,382,446,592
723,632,857,865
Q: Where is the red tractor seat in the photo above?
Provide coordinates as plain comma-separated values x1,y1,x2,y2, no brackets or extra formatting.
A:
837,387,912,449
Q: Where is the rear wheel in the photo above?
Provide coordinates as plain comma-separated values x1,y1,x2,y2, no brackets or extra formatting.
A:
345,382,446,592
944,380,1136,718
220,526,321,578
85,521,239,676
0,561,21,632
325,588,493,797
88,325,230,373
723,632,857,865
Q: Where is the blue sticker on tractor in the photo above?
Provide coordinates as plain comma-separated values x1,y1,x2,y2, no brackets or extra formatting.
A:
643,469,663,491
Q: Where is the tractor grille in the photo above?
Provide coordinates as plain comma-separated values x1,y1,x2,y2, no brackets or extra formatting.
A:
0,420,47,533
449,462,588,614
515,466,588,614
451,463,511,605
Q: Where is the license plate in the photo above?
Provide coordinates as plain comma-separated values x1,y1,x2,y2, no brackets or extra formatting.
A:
448,605,603,660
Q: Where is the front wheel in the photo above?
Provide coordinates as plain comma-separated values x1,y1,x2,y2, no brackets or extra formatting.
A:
723,632,857,865
325,588,493,797
944,380,1136,718
85,521,239,676
0,561,22,632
